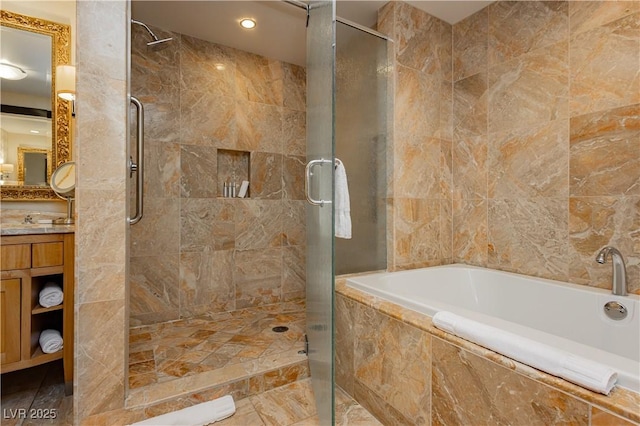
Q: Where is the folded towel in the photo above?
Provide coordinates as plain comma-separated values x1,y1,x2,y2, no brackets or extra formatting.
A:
39,282,63,308
334,158,351,239
39,329,63,354
432,311,617,395
130,395,236,426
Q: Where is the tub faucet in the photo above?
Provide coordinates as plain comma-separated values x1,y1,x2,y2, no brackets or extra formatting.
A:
595,246,627,296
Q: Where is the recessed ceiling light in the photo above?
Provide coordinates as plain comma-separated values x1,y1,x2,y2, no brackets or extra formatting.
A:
0,63,27,80
30,130,40,134
239,18,256,30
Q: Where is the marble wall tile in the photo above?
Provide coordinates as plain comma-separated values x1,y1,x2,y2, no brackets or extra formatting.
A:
249,380,315,426
394,137,441,199
453,72,487,140
180,199,235,251
453,135,487,199
377,1,395,40
453,8,488,82
353,301,431,424
569,13,640,117
568,196,640,294
135,90,180,144
234,248,282,309
440,139,453,199
570,2,640,36
131,25,180,94
453,199,487,267
439,21,453,84
569,104,640,197
180,145,217,198
180,249,235,316
130,197,180,257
282,200,305,247
394,198,441,268
235,50,284,106
488,1,568,66
440,197,453,262
439,80,453,141
250,152,283,200
488,198,569,281
488,119,569,198
591,407,638,426
283,63,306,112
180,35,235,98
180,91,236,147
282,109,306,157
283,155,305,201
235,200,283,250
431,337,589,426
395,1,443,74
217,150,250,197
395,65,441,141
236,101,283,153
144,143,180,198
282,246,306,302
130,255,180,318
488,41,569,133
335,295,355,396
353,380,412,425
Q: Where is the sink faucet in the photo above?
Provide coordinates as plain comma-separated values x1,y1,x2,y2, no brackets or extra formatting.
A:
596,246,627,296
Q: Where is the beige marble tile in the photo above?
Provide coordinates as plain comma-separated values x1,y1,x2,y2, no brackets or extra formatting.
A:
488,119,569,198
283,109,306,157
282,245,306,302
453,198,488,267
439,20,453,84
134,89,181,144
282,200,306,247
249,379,316,426
432,337,589,426
250,152,283,200
453,72,487,139
440,138,453,199
283,155,305,201
129,254,180,318
180,249,235,316
569,104,640,196
180,91,236,147
488,198,569,281
217,149,250,197
180,35,235,98
179,145,217,198
130,197,180,257
335,295,355,396
452,135,487,199
591,407,639,426
440,196,453,262
217,398,265,426
394,1,443,75
234,248,282,309
568,196,640,294
570,1,640,36
394,137,441,199
569,13,640,117
453,8,488,82
335,399,383,426
353,302,431,424
395,65,441,142
236,100,283,153
488,40,569,133
131,25,179,93
393,198,441,268
488,1,568,66
283,63,306,112
235,50,284,106
235,200,283,250
353,379,413,425
180,198,235,251
439,81,454,141
144,142,180,198
376,1,395,41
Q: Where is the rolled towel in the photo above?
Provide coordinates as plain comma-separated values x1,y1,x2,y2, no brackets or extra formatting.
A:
39,282,63,308
432,311,617,395
39,329,63,354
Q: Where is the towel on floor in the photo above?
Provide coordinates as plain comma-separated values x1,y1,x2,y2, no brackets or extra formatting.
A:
334,158,351,239
39,282,63,308
432,311,617,395
39,329,63,354
130,395,236,426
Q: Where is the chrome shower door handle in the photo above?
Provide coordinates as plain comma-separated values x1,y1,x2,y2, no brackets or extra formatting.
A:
305,159,332,207
128,96,144,225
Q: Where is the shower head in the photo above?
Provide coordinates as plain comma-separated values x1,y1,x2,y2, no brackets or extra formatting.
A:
131,19,173,47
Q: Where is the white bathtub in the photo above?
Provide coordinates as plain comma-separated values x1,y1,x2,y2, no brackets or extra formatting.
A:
346,264,640,393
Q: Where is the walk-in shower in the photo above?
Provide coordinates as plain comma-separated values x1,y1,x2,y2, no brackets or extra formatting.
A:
131,19,173,46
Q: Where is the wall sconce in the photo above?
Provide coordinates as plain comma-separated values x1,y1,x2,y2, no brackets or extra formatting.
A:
55,65,75,101
0,163,15,180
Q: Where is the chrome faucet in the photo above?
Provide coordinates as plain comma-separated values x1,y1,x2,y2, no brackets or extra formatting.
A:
596,246,627,296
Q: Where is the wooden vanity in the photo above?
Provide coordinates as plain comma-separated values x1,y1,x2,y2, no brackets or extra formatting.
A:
1,228,74,394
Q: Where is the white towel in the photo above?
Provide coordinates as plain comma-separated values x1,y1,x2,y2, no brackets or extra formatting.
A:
432,311,617,395
130,395,236,426
39,329,63,354
39,282,63,308
334,158,351,239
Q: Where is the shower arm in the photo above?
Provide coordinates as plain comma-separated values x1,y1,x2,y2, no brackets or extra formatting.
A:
131,19,160,42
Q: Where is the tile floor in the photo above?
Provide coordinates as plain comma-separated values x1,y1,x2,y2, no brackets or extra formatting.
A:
129,301,306,389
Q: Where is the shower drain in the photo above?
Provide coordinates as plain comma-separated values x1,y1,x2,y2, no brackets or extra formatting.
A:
272,326,289,333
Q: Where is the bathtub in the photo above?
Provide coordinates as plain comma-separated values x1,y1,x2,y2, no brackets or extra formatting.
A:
346,264,640,393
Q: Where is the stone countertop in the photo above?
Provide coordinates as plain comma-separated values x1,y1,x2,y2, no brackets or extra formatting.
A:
1,223,75,236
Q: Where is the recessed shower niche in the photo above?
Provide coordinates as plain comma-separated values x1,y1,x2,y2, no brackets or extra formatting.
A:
216,149,249,198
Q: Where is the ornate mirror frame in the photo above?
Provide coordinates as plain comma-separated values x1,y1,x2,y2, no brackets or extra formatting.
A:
0,10,71,200
17,147,52,182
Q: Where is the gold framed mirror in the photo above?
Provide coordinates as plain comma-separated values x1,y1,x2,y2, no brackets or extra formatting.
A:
0,10,71,200
17,146,52,184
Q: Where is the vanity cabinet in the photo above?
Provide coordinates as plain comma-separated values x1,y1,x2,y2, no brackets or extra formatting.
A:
0,233,74,394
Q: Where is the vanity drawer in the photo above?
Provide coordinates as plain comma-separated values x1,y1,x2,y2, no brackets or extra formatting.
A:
32,243,64,268
1,244,31,270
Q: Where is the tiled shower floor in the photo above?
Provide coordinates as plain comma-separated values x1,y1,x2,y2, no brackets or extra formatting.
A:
128,301,307,390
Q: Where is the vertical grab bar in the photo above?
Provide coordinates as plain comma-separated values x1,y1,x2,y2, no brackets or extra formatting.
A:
128,96,144,225
304,159,333,207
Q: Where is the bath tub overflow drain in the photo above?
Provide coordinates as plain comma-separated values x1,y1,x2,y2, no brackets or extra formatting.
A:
272,326,289,333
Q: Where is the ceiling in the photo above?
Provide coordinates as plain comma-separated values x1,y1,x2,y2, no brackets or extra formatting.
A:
132,1,492,66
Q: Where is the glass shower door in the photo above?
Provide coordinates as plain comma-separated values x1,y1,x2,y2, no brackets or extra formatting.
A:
305,1,335,424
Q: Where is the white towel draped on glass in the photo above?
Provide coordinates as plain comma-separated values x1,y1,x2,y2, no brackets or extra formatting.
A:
432,311,618,395
334,158,351,239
